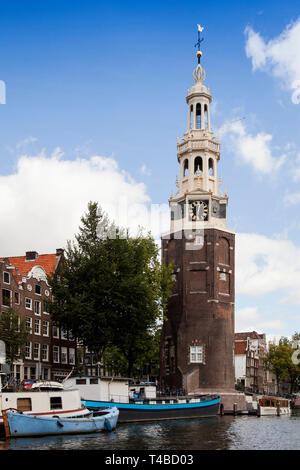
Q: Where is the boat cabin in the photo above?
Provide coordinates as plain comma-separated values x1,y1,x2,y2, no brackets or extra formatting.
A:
258,397,289,409
129,383,157,400
64,376,130,403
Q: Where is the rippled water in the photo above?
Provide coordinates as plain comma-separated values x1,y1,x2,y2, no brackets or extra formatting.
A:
1,413,300,451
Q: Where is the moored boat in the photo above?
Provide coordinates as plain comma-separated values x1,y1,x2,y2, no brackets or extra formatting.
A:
0,380,91,433
257,396,291,416
83,395,220,422
64,376,220,422
2,406,119,438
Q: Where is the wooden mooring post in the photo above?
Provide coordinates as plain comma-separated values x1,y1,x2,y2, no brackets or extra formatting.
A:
2,410,11,438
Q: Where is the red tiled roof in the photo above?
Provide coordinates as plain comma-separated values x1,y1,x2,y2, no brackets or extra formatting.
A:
235,341,247,355
0,253,59,278
235,331,261,340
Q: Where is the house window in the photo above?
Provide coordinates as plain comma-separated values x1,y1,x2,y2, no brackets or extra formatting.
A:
34,319,41,335
2,289,11,307
42,344,49,361
3,272,10,284
69,348,75,365
42,320,49,336
61,329,68,340
25,342,31,359
190,345,204,363
25,297,32,310
43,301,50,314
53,346,59,363
33,343,40,360
53,325,59,338
30,367,36,379
35,284,41,295
34,300,41,315
61,347,67,364
25,317,32,332
14,292,20,305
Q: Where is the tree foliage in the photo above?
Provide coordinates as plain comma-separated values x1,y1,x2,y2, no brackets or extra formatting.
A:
264,334,300,394
49,201,174,377
0,308,30,366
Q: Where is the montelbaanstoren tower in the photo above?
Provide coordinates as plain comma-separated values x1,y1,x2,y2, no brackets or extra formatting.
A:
160,25,235,394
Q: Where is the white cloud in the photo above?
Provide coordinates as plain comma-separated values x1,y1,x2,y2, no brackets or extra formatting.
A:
221,120,286,174
245,18,300,104
236,232,300,304
0,149,156,255
235,306,284,333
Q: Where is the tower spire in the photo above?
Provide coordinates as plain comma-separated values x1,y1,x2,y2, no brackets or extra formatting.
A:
195,24,204,64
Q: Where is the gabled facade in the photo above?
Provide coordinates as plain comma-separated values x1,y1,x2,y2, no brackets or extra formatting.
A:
234,331,269,394
0,249,76,383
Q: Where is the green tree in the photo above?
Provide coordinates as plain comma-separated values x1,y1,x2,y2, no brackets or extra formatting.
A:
50,201,174,377
265,337,300,394
0,308,30,367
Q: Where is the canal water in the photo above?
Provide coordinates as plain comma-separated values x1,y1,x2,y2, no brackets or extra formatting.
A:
1,413,300,451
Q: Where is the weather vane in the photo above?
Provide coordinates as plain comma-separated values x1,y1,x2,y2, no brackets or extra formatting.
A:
195,24,204,64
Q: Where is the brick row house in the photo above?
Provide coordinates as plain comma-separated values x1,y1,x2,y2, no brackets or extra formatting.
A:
0,249,77,383
234,331,272,394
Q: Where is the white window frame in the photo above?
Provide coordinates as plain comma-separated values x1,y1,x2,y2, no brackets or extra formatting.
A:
61,347,68,364
33,343,40,360
69,348,75,365
25,297,32,310
26,316,32,333
2,289,12,307
42,344,49,362
42,320,49,337
35,284,41,295
34,300,41,316
25,342,32,359
190,345,204,364
3,271,10,284
53,345,59,363
53,325,59,338
34,318,41,336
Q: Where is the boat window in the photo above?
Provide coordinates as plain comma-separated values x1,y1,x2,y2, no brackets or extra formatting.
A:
17,398,32,412
50,397,62,410
76,379,87,385
90,379,98,384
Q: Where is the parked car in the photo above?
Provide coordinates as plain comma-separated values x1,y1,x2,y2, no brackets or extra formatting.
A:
22,379,38,390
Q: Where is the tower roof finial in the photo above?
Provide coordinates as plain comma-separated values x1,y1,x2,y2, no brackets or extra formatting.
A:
195,24,204,64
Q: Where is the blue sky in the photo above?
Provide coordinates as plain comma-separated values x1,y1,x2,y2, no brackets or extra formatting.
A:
0,0,300,339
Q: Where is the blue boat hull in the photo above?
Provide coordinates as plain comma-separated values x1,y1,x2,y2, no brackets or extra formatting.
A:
82,397,220,423
4,407,119,437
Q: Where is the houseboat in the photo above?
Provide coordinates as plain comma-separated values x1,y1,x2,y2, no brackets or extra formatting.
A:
0,380,91,433
64,376,220,423
257,396,291,416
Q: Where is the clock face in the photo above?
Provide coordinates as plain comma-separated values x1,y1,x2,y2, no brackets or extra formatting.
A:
189,200,208,221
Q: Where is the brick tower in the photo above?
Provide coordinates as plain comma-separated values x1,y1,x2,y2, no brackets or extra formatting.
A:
160,26,235,395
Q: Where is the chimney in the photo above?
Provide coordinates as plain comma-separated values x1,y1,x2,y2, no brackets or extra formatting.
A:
25,251,38,261
56,248,64,257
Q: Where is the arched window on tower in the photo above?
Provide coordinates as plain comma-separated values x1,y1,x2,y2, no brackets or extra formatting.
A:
204,104,208,129
194,156,203,175
190,105,193,130
196,103,201,129
183,159,189,178
208,158,214,176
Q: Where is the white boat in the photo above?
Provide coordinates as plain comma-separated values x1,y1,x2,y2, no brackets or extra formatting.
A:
257,396,291,416
0,380,91,431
